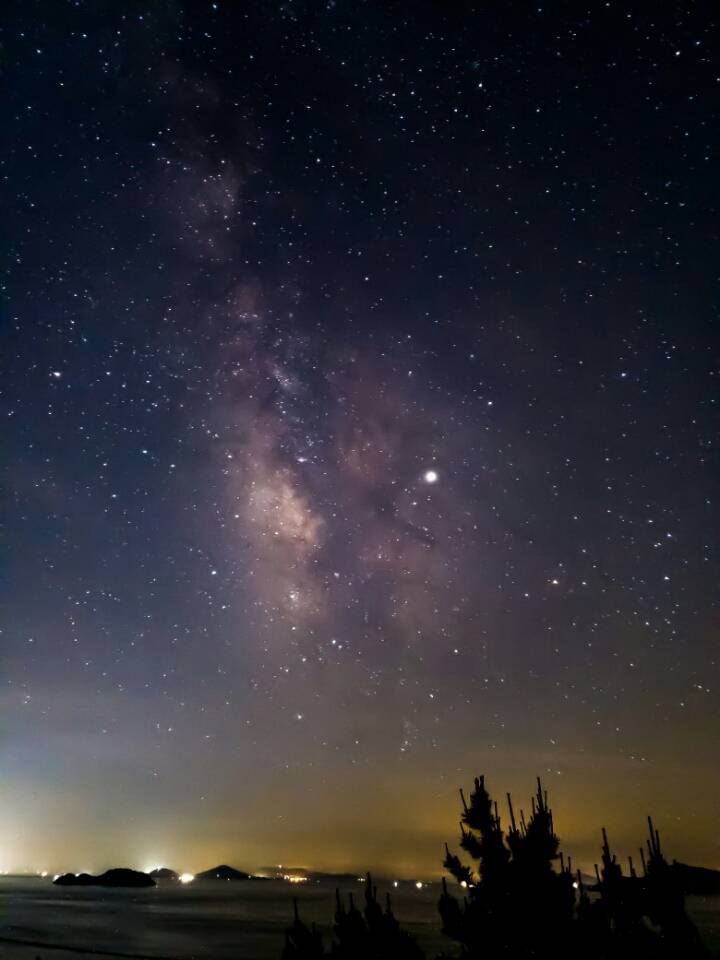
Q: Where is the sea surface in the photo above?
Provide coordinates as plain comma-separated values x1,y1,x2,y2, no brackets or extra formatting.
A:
1,876,718,960
0,876,446,960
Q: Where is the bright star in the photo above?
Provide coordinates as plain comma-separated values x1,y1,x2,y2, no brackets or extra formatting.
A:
423,470,438,484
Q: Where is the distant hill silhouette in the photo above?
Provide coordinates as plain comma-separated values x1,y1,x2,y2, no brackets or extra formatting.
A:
196,864,251,880
54,868,155,888
260,867,359,883
672,861,720,895
149,868,179,880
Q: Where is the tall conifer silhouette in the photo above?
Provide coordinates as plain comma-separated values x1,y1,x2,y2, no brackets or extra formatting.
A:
283,774,709,959
439,775,708,959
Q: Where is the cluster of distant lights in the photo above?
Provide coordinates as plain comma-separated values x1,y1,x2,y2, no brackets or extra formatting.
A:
32,870,429,889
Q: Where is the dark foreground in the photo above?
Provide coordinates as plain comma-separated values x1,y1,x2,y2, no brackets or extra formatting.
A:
0,877,718,960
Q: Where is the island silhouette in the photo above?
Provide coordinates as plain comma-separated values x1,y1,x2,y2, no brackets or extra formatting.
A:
196,864,252,881
54,868,155,888
148,867,179,880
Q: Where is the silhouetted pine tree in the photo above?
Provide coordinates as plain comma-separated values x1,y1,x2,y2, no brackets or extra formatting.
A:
282,873,424,960
440,775,574,956
284,775,710,960
440,775,709,959
640,815,707,955
282,898,325,960
330,873,424,959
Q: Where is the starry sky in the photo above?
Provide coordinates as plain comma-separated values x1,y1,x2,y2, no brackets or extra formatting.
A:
2,1,718,878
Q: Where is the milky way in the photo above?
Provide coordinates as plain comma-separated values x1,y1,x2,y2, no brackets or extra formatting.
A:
2,2,718,876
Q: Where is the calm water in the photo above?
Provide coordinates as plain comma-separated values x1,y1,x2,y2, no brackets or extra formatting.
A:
1,877,718,959
0,876,446,960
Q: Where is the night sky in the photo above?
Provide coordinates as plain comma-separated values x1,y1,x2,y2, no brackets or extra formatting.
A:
3,2,718,878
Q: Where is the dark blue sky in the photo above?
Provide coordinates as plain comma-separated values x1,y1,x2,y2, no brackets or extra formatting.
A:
2,1,718,875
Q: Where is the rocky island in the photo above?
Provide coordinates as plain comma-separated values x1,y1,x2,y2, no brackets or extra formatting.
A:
54,868,156,888
195,864,250,880
149,867,179,880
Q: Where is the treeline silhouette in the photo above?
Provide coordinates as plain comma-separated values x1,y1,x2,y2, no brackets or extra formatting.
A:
283,876,423,960
282,774,711,959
